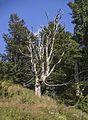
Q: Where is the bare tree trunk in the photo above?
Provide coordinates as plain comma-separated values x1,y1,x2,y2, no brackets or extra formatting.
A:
76,83,80,97
35,80,41,97
35,83,41,97
74,61,80,97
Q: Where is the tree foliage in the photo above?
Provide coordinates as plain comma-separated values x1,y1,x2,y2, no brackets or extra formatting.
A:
68,0,88,97
2,13,34,83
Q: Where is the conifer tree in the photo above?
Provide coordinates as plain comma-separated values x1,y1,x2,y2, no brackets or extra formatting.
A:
3,13,33,83
68,0,88,96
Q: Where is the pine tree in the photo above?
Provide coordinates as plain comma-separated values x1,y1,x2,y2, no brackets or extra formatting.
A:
68,0,88,96
3,13,33,83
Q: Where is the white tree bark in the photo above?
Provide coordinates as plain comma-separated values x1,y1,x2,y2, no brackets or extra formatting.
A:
35,78,41,97
74,61,81,97
20,13,66,97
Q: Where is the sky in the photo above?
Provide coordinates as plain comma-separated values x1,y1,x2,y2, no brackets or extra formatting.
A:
0,0,74,53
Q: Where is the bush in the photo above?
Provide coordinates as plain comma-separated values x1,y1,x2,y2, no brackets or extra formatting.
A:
78,95,88,113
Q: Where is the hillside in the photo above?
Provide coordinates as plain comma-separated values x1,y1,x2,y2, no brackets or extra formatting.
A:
0,80,88,120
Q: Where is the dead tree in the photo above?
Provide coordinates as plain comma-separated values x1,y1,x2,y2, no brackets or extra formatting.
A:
20,14,66,97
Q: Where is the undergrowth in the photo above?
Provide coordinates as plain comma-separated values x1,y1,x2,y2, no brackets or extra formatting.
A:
0,80,87,120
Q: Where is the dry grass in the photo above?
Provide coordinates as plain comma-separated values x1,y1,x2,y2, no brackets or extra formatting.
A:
0,80,87,120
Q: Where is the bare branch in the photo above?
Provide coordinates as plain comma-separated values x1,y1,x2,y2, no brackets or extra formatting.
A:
78,70,88,76
45,11,49,23
43,79,73,87
23,77,34,86
47,52,65,77
49,54,54,64
48,37,55,61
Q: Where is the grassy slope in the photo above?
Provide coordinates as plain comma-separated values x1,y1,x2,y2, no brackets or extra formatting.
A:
0,80,88,120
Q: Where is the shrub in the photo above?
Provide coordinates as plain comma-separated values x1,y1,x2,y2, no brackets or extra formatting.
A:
78,95,88,113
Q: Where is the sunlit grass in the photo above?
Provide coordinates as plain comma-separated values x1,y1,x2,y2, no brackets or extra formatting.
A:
0,80,87,120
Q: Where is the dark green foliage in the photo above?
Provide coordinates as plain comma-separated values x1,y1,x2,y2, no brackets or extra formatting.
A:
0,60,15,80
44,22,80,101
78,95,88,113
44,21,80,84
68,0,88,98
2,13,35,84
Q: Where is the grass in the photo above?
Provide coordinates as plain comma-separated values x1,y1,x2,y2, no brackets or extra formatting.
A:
0,80,88,120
